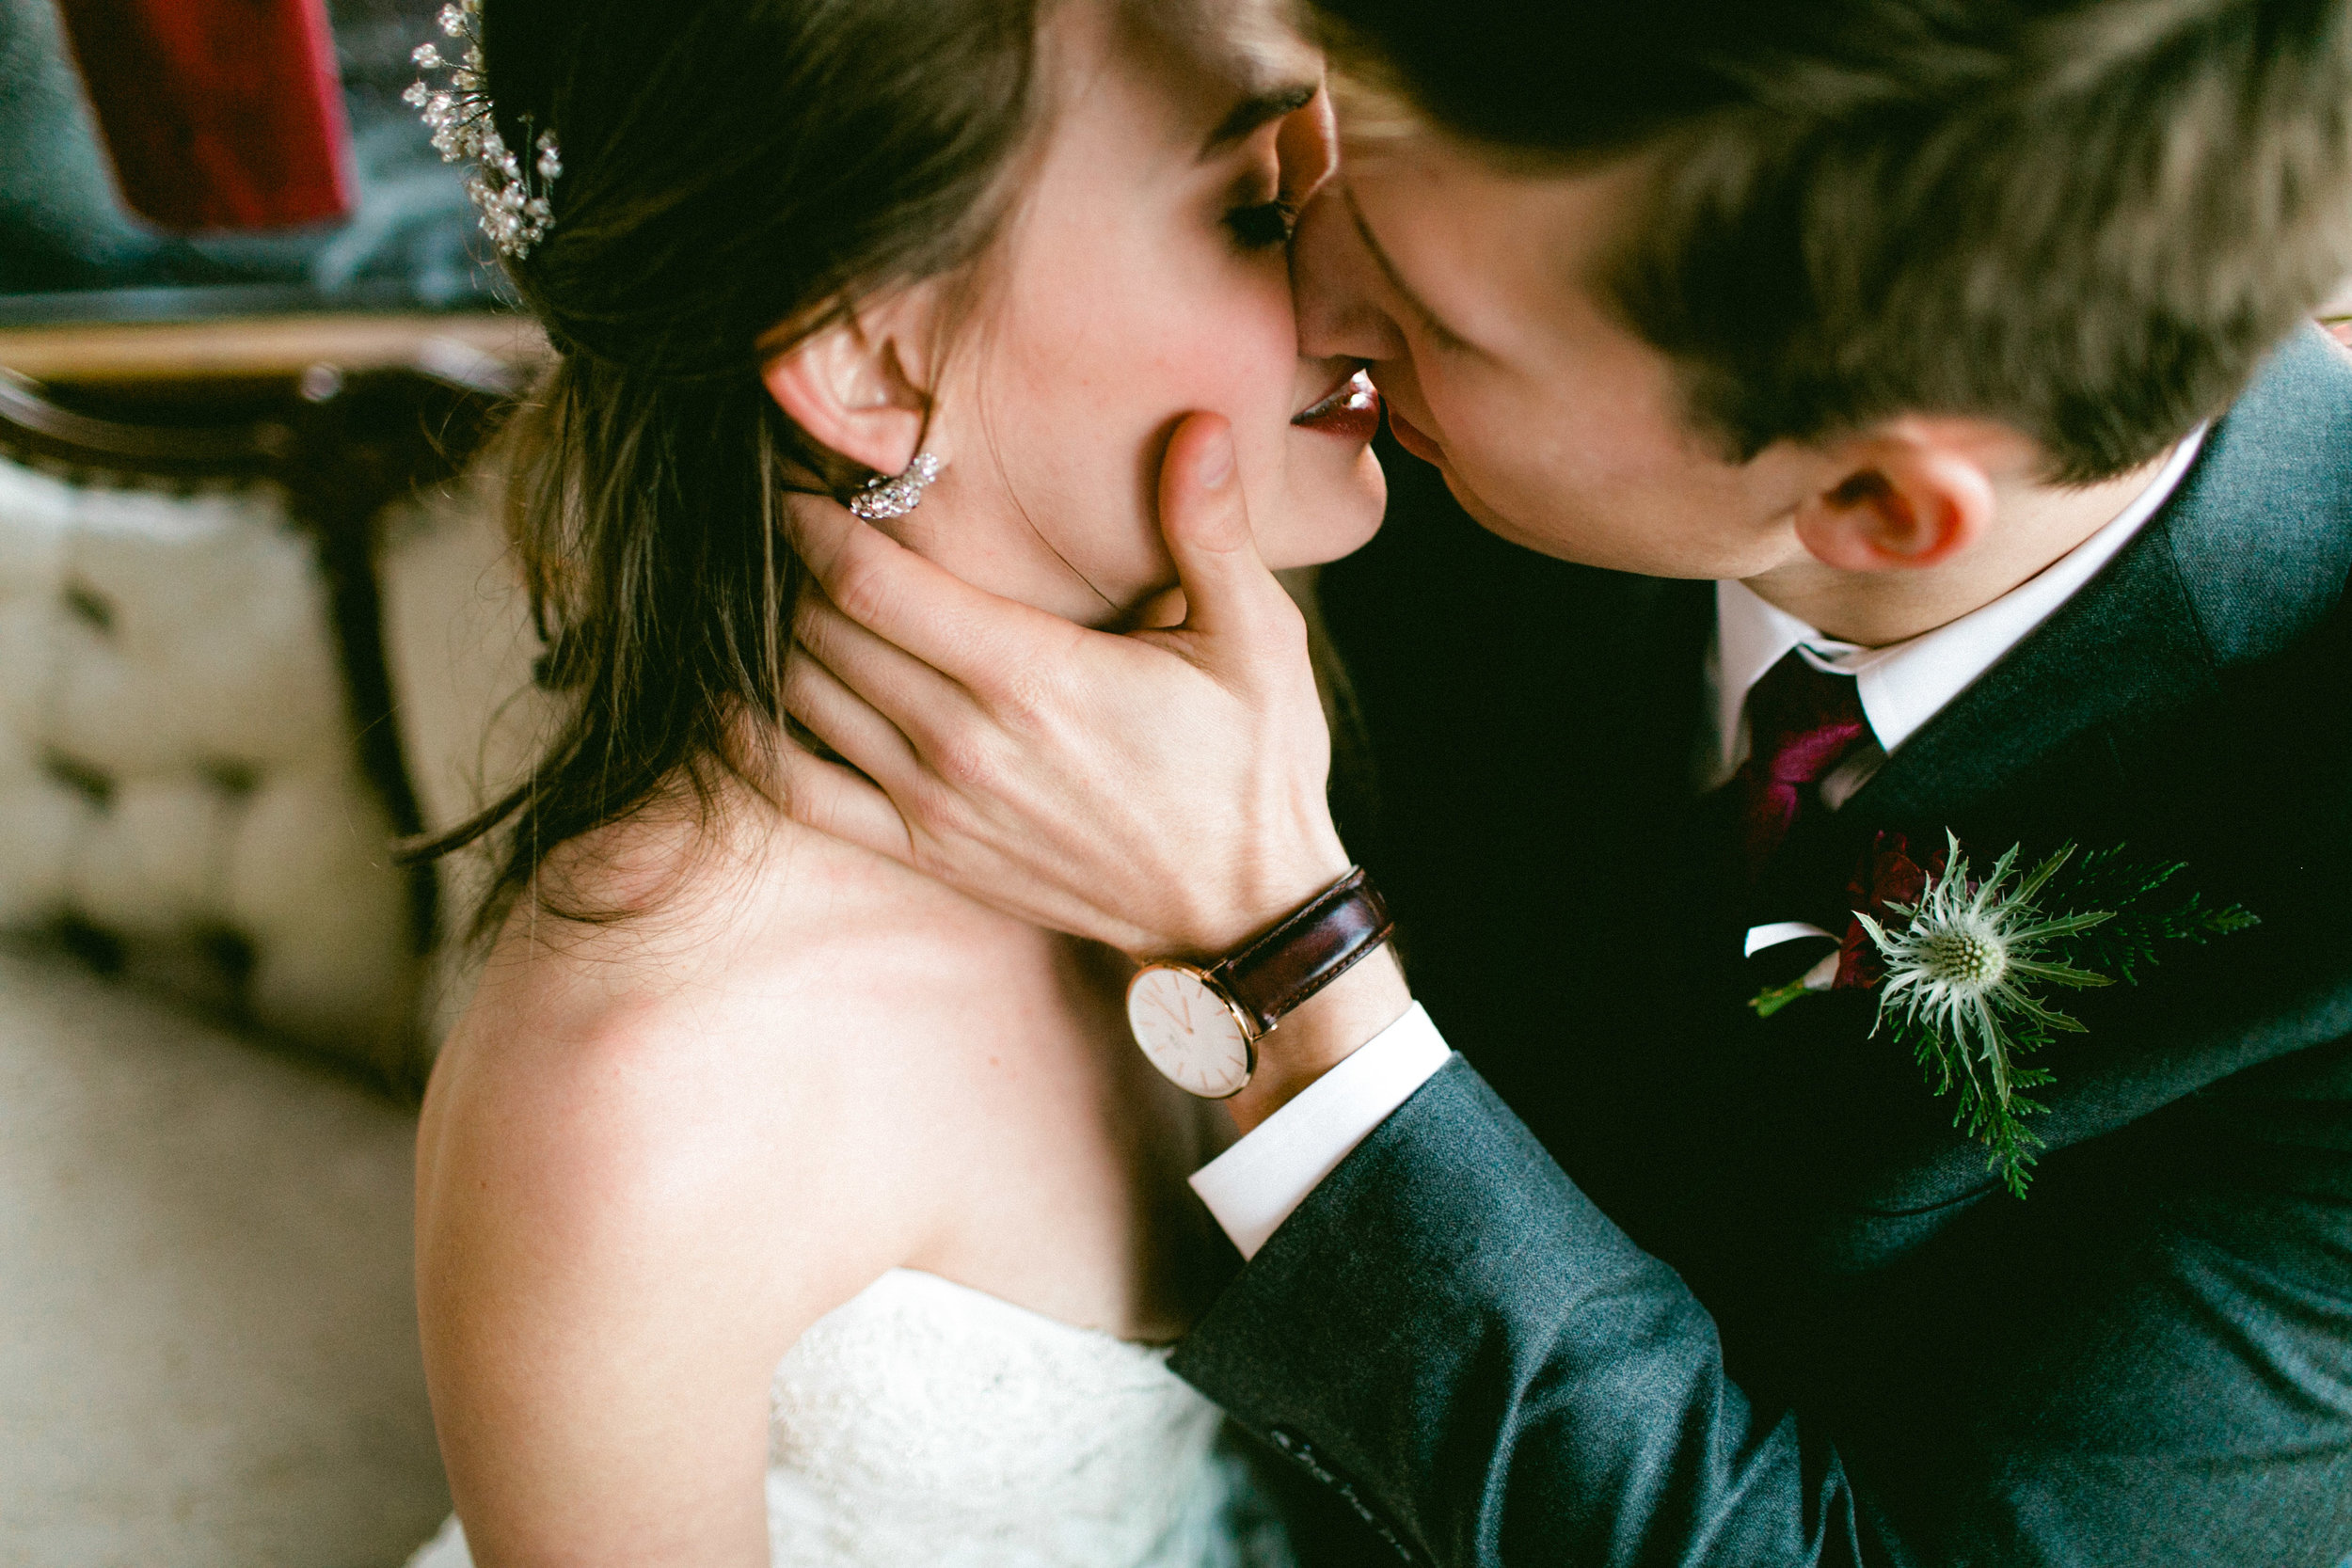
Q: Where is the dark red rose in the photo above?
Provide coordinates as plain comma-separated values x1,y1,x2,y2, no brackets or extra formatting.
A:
1834,832,1945,990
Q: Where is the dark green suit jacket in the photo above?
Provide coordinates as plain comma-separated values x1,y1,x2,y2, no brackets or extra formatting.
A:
1173,328,2352,1565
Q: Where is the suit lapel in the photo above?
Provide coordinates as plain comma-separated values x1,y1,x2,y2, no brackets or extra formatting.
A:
1844,517,2214,828
1730,507,2223,963
1851,325,2352,830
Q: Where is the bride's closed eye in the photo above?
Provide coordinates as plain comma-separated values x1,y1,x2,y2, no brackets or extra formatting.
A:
1214,87,1322,256
1224,196,1298,251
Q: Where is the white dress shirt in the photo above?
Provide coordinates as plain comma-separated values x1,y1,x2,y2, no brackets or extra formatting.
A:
1190,431,2207,1259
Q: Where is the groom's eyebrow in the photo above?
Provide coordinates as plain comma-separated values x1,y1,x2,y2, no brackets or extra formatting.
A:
1200,83,1317,156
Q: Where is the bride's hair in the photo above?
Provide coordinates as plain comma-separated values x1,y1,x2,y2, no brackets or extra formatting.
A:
414,0,1043,936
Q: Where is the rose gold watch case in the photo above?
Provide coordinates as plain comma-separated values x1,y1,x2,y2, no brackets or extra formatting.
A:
1124,961,1262,1100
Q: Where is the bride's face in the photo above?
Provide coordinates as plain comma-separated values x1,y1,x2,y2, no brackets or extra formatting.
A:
901,0,1387,626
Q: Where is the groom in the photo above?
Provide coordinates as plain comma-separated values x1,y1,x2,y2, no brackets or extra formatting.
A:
779,2,2352,1561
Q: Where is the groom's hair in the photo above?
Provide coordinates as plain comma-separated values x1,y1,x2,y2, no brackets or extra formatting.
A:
1314,0,2352,482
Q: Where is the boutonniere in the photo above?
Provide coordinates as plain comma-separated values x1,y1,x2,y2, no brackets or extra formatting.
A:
1751,831,2259,1196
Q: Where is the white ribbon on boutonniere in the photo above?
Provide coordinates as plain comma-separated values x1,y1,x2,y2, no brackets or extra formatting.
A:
1749,831,2259,1196
1744,921,1843,993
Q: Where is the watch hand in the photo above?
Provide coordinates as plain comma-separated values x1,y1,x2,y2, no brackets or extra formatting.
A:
1151,992,1190,1037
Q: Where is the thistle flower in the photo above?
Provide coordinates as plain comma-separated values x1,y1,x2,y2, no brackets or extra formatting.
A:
1853,834,2116,1194
1753,828,2256,1198
1858,833,2114,1108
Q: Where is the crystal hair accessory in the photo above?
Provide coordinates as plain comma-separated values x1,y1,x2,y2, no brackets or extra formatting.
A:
849,453,945,521
405,2,562,261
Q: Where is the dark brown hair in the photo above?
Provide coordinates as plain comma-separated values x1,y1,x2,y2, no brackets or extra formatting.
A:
415,0,1041,936
1317,0,2352,481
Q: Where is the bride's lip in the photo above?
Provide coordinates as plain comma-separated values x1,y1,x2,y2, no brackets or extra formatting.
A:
1291,369,1380,443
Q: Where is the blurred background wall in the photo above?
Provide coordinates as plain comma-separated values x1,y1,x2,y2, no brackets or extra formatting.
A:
0,0,497,320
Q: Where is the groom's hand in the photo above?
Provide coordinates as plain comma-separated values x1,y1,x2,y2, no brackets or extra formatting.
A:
779,413,1355,962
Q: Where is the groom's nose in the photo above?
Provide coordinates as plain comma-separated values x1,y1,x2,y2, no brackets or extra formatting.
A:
1291,186,1409,368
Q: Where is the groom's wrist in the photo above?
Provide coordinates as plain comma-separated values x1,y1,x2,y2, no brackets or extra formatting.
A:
1225,944,1413,1134
1165,824,1355,959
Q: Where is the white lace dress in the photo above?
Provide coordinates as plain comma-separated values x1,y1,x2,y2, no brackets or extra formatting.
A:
406,1269,1295,1567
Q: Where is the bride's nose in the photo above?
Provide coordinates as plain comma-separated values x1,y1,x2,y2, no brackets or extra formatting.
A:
1291,188,1409,368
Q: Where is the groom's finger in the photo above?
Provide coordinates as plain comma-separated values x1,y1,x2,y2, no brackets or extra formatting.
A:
780,645,923,799
769,743,918,869
787,493,1073,699
1154,414,1297,667
793,589,975,753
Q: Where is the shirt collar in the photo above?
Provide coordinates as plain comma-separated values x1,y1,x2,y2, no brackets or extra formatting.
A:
1710,425,2207,780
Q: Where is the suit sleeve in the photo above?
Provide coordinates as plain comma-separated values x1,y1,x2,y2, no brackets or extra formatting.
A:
1169,1052,2352,1568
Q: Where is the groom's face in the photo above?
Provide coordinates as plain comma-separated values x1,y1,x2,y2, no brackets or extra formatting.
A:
1293,128,1820,580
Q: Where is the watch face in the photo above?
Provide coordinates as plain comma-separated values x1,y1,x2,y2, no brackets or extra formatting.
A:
1126,965,1255,1100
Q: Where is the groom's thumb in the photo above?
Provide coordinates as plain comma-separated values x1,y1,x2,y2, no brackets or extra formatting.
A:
1157,413,1290,660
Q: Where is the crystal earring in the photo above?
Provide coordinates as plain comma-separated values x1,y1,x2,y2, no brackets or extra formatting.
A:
848,452,944,521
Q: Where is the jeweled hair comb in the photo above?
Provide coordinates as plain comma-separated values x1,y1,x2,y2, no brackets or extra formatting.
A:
405,1,562,261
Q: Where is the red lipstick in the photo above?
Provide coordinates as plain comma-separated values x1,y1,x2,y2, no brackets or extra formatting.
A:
1292,370,1381,444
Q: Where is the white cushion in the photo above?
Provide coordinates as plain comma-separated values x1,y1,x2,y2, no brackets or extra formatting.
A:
0,456,419,1073
49,483,346,776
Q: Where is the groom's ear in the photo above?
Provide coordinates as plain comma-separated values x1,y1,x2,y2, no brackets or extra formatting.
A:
759,291,941,480
1791,417,2017,573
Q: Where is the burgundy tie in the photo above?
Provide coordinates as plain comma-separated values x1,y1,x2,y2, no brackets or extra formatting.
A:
1734,649,1873,878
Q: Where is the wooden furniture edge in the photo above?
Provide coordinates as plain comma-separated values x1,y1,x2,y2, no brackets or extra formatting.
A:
0,313,549,385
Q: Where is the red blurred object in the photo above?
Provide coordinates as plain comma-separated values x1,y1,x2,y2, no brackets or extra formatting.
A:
52,0,354,232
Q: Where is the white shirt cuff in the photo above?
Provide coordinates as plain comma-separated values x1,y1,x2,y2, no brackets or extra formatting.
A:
1187,1002,1454,1261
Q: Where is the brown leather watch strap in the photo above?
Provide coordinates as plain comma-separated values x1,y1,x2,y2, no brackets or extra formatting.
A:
1208,867,1394,1037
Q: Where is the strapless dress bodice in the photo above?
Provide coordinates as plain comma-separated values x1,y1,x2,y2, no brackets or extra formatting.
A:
407,1268,1294,1567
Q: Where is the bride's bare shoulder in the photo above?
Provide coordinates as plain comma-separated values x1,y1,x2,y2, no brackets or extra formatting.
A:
450,768,988,1047
415,784,989,1295
405,793,992,1521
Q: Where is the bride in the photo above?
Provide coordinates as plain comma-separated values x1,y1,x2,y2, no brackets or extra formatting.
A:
402,0,1385,1562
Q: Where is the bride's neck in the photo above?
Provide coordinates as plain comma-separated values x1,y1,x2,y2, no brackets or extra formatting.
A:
884,499,1145,631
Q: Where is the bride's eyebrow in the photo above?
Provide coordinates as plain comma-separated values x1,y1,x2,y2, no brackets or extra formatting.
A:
1199,82,1316,158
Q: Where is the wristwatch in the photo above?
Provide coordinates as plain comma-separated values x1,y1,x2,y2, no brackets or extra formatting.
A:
1124,867,1395,1099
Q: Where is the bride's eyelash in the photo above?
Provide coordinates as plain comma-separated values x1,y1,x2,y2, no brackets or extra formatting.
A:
1225,198,1297,252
